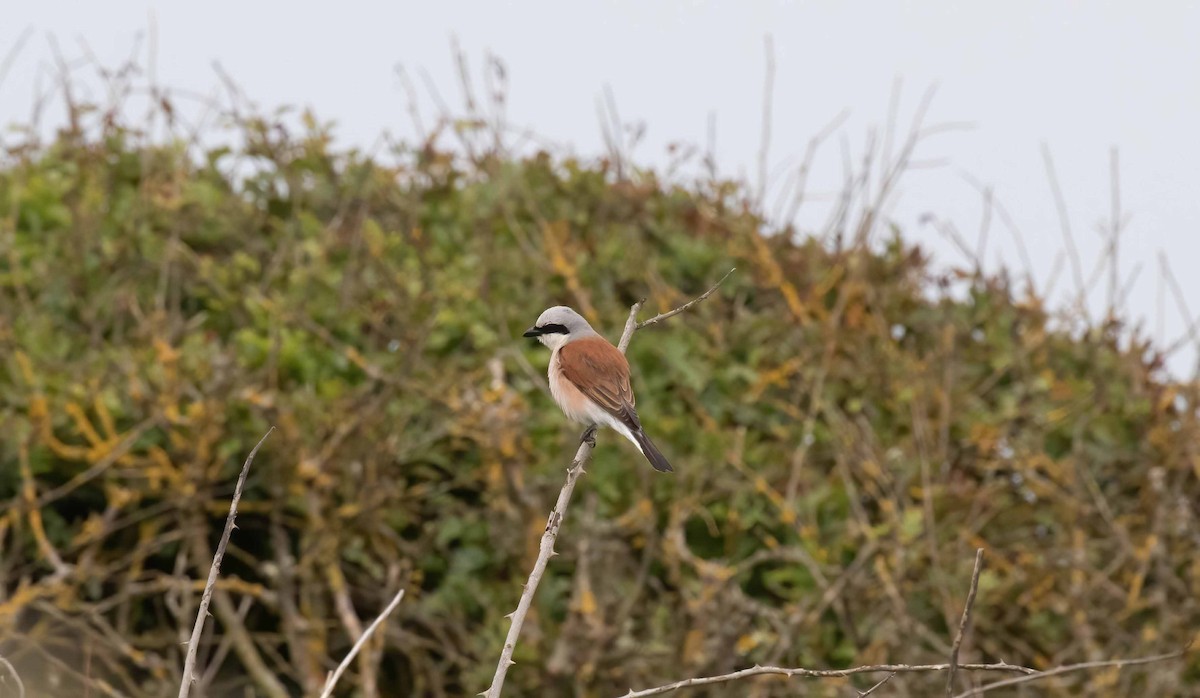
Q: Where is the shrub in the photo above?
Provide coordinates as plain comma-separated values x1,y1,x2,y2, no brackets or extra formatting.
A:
0,95,1196,696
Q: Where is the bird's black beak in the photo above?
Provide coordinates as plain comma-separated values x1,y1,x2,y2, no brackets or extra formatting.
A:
522,326,542,338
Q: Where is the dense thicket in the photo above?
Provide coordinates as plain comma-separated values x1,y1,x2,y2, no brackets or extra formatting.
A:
0,103,1196,697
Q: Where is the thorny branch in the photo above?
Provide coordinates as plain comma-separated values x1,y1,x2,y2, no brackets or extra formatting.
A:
615,647,1189,698
178,427,273,698
483,270,735,697
616,662,1035,697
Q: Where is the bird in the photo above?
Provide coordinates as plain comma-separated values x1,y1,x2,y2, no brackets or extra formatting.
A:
523,305,673,473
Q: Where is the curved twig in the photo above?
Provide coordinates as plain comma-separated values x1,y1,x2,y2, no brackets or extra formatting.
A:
0,654,25,698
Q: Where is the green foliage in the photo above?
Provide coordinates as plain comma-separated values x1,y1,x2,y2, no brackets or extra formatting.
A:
0,105,1197,697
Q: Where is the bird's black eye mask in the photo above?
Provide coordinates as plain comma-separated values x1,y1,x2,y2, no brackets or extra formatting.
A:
523,323,569,337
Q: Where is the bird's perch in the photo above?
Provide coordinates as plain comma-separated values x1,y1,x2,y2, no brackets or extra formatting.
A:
483,270,734,698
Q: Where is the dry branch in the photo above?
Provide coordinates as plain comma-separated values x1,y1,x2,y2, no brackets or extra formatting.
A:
617,662,1035,697
0,654,25,698
636,268,736,330
319,587,407,698
858,671,896,697
481,432,596,698
178,427,273,698
483,271,734,698
949,646,1191,698
946,548,985,696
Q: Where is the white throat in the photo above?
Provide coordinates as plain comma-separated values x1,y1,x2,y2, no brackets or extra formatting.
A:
538,333,571,351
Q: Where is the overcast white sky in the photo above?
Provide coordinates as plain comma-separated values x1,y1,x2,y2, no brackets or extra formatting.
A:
3,1,1198,375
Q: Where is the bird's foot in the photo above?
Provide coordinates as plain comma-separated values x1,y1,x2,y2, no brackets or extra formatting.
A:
580,426,597,448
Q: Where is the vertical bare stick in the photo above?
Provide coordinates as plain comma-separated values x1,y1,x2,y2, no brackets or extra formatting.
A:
619,301,645,353
757,34,776,208
483,437,596,698
945,548,985,696
178,427,274,698
319,588,406,698
1040,144,1086,315
1108,147,1120,318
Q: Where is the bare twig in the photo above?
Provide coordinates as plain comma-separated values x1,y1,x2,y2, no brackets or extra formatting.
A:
1040,144,1086,313
318,587,407,698
949,646,1190,698
485,273,732,697
637,268,736,330
1159,252,1200,358
618,300,645,354
178,427,273,698
0,26,34,96
0,654,25,698
327,562,378,698
483,435,596,698
1107,147,1121,318
957,170,1036,293
946,549,985,696
757,34,775,207
617,645,1187,697
859,671,897,697
601,84,629,180
617,662,1035,697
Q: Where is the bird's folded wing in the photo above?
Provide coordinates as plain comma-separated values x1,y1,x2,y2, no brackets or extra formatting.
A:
558,338,642,429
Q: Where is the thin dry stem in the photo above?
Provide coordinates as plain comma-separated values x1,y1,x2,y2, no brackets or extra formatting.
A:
1040,143,1086,314
0,654,25,698
946,548,985,696
618,662,1035,697
0,27,34,96
177,427,273,698
619,300,645,353
637,268,735,330
318,587,407,698
859,672,896,697
949,646,1190,698
482,420,598,698
618,615,1184,698
757,34,775,207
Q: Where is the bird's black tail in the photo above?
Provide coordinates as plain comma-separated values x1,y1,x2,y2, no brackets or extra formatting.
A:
633,429,673,473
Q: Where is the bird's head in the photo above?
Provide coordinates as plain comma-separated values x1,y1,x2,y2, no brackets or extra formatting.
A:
523,305,594,350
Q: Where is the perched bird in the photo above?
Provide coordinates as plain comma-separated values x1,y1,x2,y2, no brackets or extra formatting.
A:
523,306,673,473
